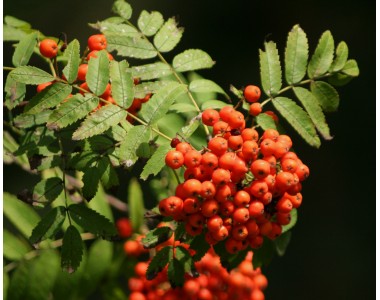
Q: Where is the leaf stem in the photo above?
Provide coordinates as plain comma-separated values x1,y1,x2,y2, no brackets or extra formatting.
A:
3,66,15,71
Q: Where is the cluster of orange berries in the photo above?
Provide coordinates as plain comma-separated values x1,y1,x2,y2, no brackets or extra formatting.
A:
37,35,151,119
128,249,267,300
162,91,309,253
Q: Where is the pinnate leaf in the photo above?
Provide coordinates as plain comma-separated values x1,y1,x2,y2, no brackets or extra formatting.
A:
106,34,157,59
91,21,138,36
154,18,183,53
12,31,38,67
272,97,321,148
24,82,72,114
173,49,215,72
61,225,84,273
141,143,172,180
256,113,278,131
119,125,150,167
310,81,340,113
62,39,80,84
69,204,117,239
285,24,308,84
131,62,172,80
307,30,334,78
81,157,109,201
33,177,64,204
282,208,298,233
9,66,55,85
201,100,231,110
3,192,40,238
72,104,127,140
274,231,292,257
47,94,99,130
341,59,359,77
128,178,145,231
138,10,164,36
329,41,348,72
189,234,210,262
86,50,110,96
29,206,66,244
4,230,31,261
168,258,185,287
189,79,228,98
252,238,275,269
260,41,282,96
293,87,332,140
146,246,172,280
142,227,173,249
4,75,26,109
112,0,132,20
134,80,172,98
140,82,187,124
15,110,51,128
110,60,134,108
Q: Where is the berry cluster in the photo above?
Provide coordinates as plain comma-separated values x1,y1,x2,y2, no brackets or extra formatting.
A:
162,92,309,253
37,35,151,117
128,249,267,300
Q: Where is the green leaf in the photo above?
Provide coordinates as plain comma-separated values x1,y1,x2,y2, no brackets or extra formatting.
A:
272,97,321,148
285,24,308,84
341,59,359,77
12,32,38,67
5,15,31,28
153,18,183,53
69,204,117,239
168,258,185,287
274,231,292,257
106,34,157,59
3,230,31,261
3,25,27,42
6,260,30,300
256,113,278,131
189,233,210,262
329,41,348,72
47,94,99,130
140,82,187,124
3,192,40,238
29,206,66,244
293,87,332,140
92,21,138,36
327,72,354,87
134,80,172,98
281,208,298,233
14,110,52,128
181,118,201,139
88,185,114,221
169,103,198,113
3,270,9,300
86,50,110,96
3,131,29,169
307,30,334,78
142,227,173,249
9,66,55,85
33,177,63,204
110,60,134,108
106,124,128,142
128,178,145,232
112,0,132,20
141,143,172,180
24,82,72,114
77,239,113,298
26,250,60,300
259,41,282,97
72,105,127,140
310,81,340,113
213,241,248,271
62,39,80,84
131,62,172,81
138,10,164,36
119,125,150,167
61,225,84,273
100,158,120,189
146,246,172,280
189,79,228,98
173,49,215,72
82,158,109,201
4,75,26,109
35,155,62,171
252,238,275,269
201,100,231,110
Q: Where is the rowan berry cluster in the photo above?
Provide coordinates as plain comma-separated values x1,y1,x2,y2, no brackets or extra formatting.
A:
128,249,267,300
37,35,151,117
162,88,309,254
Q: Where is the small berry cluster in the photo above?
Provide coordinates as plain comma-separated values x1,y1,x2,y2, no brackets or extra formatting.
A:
37,35,151,117
128,250,267,300
116,217,149,257
162,90,309,253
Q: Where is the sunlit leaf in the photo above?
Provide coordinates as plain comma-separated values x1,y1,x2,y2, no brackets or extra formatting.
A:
138,10,164,36
259,41,282,97
307,30,334,78
62,39,80,84
9,66,55,85
153,18,183,52
173,49,215,72
12,31,38,67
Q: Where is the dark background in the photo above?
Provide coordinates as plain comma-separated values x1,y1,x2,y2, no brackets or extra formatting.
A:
3,0,376,299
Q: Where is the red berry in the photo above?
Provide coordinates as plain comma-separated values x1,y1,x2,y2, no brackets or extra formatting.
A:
244,85,261,103
39,39,58,58
116,218,133,238
88,34,107,51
